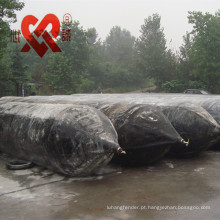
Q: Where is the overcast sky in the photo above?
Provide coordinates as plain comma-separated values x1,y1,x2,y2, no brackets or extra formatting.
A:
10,0,219,51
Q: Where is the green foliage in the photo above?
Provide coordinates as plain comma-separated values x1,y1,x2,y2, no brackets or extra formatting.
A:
0,0,24,22
0,43,29,97
5,44,30,95
168,11,220,94
104,26,135,68
161,80,185,93
0,0,25,96
177,33,193,83
78,77,96,93
43,21,90,94
82,27,105,91
136,14,171,87
0,20,10,58
187,11,220,92
10,45,29,83
0,53,14,96
0,0,24,58
1,8,220,95
100,62,134,88
14,36,51,83
43,54,74,94
83,26,142,92
188,80,206,90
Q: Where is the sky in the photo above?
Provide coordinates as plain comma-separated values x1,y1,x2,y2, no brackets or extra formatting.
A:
10,0,220,51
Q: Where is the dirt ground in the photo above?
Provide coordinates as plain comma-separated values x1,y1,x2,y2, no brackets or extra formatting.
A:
0,151,220,220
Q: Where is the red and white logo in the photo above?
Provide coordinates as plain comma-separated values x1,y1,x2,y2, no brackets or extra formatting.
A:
21,14,62,57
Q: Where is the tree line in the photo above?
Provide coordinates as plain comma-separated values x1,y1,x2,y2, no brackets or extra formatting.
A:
0,1,220,96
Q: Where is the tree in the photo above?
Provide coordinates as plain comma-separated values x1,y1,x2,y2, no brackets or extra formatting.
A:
136,14,169,87
0,53,14,96
187,11,220,92
80,27,103,92
0,0,24,58
84,26,139,92
43,21,90,94
104,26,135,68
178,33,193,82
9,44,29,95
0,0,25,96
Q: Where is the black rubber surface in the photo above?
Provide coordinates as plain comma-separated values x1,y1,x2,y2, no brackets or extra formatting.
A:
6,160,35,170
0,102,119,176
